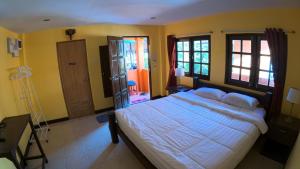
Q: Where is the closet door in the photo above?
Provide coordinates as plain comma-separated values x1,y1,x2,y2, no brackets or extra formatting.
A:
99,46,113,98
57,40,94,118
108,36,129,109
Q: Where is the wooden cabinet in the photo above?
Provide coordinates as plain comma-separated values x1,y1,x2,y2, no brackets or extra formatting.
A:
261,114,300,163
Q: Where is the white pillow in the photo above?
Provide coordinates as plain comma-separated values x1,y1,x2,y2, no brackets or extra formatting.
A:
221,92,259,110
194,87,226,101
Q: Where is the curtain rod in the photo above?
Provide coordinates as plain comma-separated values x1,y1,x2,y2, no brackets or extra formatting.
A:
175,31,213,38
220,29,296,34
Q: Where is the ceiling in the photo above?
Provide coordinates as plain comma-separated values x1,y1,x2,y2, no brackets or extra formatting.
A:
0,0,299,33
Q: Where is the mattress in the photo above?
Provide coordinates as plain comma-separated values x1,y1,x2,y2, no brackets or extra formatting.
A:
115,92,268,169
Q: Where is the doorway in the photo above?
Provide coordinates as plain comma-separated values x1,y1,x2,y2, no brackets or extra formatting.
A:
123,36,151,105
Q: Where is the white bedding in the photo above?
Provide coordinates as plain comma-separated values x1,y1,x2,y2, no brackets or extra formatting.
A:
115,92,268,169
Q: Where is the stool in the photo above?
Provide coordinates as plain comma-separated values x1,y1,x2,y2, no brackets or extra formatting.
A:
128,80,137,95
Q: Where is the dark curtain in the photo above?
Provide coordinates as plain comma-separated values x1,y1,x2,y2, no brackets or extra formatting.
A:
166,35,177,89
265,28,288,119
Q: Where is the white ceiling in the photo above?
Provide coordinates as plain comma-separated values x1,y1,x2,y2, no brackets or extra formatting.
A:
0,0,299,33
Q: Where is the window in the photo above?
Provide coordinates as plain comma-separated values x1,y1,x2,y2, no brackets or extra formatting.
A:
257,40,274,88
143,38,149,69
124,37,149,70
176,39,190,73
176,36,210,80
124,39,137,69
225,34,274,91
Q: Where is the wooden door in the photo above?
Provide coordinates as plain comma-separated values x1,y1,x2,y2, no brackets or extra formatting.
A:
57,40,94,118
108,36,129,109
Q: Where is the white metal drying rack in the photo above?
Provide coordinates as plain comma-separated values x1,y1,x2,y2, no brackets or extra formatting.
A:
10,66,49,143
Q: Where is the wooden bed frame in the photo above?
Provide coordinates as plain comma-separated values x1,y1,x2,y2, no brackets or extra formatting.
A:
108,78,273,169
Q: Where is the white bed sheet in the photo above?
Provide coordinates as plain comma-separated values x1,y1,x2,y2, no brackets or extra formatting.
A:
115,92,267,169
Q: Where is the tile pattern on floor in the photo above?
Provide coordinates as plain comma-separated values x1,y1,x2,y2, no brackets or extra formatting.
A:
26,114,283,169
26,115,144,169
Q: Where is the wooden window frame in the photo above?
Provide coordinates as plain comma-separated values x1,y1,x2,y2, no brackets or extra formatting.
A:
256,36,274,91
176,38,191,76
225,34,273,92
175,35,211,80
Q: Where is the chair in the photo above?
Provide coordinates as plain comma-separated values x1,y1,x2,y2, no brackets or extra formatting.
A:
128,80,137,95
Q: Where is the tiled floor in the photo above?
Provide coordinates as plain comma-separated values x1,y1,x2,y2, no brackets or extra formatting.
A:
27,114,284,169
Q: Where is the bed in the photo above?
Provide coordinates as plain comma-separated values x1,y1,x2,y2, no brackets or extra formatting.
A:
108,78,272,169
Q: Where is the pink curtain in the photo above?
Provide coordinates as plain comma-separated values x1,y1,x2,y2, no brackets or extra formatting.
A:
166,35,177,89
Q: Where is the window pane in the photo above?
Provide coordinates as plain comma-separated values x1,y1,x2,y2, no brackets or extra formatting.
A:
177,62,183,68
260,56,270,70
241,69,250,82
194,63,201,74
242,54,251,68
258,71,269,86
194,52,201,62
184,52,189,62
232,54,241,66
201,40,209,51
231,67,240,80
184,41,189,51
202,64,209,75
177,42,183,51
178,37,210,79
232,40,241,52
184,62,190,73
194,41,200,51
201,52,209,63
269,72,274,87
242,40,251,53
177,52,183,61
260,40,270,55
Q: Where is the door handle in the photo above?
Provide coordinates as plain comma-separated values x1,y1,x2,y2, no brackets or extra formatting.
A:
68,62,77,66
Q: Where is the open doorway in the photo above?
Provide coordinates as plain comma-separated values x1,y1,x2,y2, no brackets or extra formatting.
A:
123,36,151,105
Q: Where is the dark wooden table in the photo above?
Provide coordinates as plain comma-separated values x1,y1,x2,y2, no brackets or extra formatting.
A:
0,114,48,169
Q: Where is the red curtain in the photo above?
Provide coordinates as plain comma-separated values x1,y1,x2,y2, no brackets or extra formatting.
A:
265,28,288,119
166,35,177,89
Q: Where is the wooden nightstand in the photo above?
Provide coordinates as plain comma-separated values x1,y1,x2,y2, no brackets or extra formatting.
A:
261,114,300,163
166,85,192,94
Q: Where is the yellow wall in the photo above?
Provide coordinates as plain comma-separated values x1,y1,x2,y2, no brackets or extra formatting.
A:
0,26,23,120
16,8,300,121
1,7,300,166
164,8,300,118
23,24,164,120
0,26,31,165
1,6,300,168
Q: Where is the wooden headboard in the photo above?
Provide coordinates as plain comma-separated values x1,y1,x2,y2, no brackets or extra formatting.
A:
193,77,273,119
